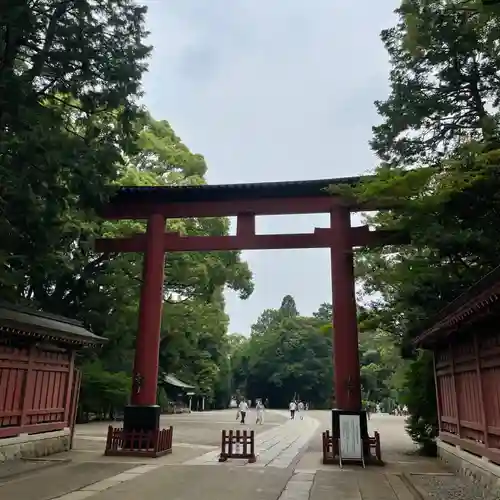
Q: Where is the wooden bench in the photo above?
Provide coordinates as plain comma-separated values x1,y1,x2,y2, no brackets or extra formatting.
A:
219,429,256,463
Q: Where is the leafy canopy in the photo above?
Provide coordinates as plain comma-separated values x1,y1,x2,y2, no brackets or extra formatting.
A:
0,1,253,416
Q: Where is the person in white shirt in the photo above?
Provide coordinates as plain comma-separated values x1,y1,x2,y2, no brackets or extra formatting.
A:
289,400,296,420
297,401,304,420
255,400,264,424
239,399,248,424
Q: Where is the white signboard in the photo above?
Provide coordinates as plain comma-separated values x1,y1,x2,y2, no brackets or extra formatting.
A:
338,414,362,461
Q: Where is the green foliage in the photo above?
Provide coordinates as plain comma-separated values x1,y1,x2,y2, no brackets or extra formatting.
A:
0,1,253,416
0,0,151,305
401,351,438,455
279,295,299,317
80,116,252,412
230,298,406,409
347,0,500,449
359,327,410,407
79,360,131,421
357,1,500,346
372,0,500,166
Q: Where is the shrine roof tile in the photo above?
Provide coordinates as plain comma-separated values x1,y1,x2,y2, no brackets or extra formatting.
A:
111,175,368,204
414,266,500,347
0,302,107,346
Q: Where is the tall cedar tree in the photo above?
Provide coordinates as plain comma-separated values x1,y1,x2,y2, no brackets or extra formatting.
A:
349,0,500,345
0,0,150,303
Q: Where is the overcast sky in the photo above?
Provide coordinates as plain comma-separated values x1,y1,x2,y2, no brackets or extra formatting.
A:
142,1,400,335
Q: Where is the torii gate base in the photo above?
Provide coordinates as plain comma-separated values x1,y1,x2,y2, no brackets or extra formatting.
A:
96,178,401,461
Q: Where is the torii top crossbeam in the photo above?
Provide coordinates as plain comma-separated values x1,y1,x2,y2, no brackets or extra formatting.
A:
96,175,402,253
99,175,387,220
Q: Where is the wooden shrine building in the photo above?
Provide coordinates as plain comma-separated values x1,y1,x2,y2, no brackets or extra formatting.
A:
415,267,500,480
0,303,105,461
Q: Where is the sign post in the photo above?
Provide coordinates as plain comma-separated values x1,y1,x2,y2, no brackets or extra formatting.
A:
338,413,364,468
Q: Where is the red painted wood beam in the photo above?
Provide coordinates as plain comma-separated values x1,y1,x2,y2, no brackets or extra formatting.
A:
236,213,256,237
100,196,395,220
94,227,404,254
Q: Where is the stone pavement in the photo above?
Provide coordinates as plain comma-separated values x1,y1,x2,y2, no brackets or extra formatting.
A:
73,409,286,449
185,410,319,468
0,410,480,500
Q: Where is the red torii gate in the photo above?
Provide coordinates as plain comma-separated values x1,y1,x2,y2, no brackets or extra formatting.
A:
95,176,399,454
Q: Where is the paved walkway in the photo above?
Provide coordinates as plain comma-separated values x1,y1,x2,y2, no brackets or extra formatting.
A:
185,411,318,468
0,410,491,500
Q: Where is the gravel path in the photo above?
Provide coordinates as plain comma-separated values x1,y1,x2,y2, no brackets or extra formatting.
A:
409,473,500,500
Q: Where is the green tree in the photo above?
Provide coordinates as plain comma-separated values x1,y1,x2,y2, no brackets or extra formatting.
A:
279,295,299,317
371,0,500,166
401,351,438,454
2,107,253,417
230,298,405,410
356,0,500,344
0,0,151,305
345,0,500,449
79,360,131,421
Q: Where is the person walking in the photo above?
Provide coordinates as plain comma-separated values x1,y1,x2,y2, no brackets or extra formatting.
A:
256,400,264,424
297,400,304,420
239,399,248,424
289,400,296,420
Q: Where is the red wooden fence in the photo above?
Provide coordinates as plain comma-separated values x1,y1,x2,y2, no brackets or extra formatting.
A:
105,426,173,457
435,329,500,464
0,344,76,439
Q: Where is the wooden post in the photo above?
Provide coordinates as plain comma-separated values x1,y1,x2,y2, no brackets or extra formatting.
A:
330,207,361,411
473,332,489,447
69,368,82,449
63,350,76,425
250,430,255,461
432,351,442,433
20,345,36,428
236,213,255,237
450,344,461,438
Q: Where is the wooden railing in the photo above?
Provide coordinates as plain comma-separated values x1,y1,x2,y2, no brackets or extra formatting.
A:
104,426,173,458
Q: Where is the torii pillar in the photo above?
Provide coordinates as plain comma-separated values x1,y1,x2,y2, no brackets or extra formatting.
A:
123,213,166,434
329,206,368,443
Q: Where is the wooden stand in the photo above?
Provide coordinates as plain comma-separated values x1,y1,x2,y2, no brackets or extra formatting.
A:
218,429,256,463
322,430,383,465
